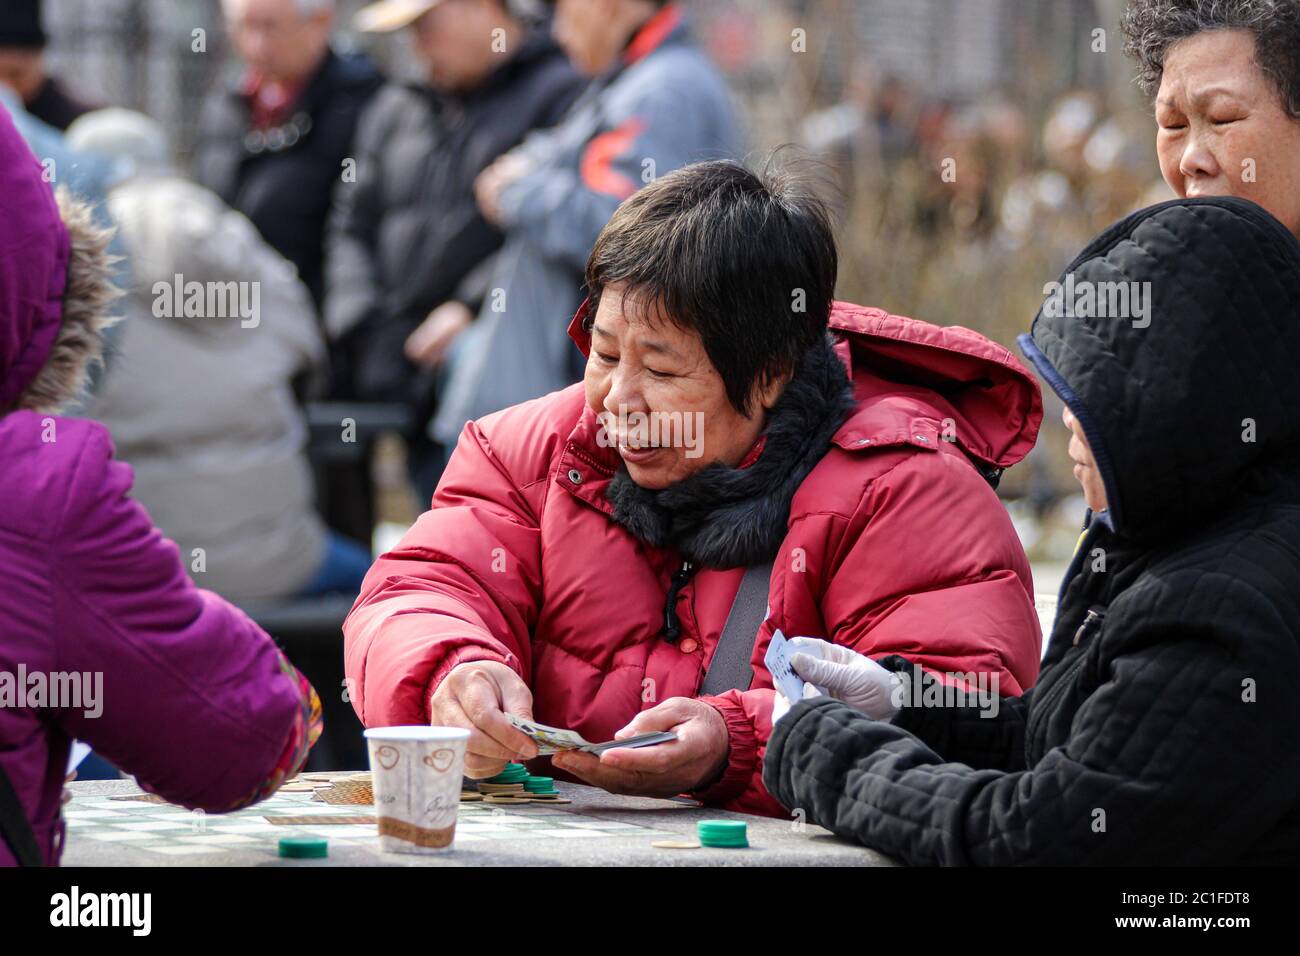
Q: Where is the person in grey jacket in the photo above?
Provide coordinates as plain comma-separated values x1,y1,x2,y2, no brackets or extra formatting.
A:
431,0,742,450
68,108,371,602
325,0,584,498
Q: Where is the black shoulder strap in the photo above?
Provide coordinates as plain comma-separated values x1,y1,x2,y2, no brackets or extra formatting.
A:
0,761,43,866
699,561,774,697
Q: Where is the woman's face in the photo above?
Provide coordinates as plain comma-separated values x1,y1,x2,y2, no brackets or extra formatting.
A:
583,283,786,491
1155,28,1300,237
1063,406,1108,514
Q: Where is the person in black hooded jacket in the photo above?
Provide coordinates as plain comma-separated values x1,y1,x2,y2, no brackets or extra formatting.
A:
764,196,1300,865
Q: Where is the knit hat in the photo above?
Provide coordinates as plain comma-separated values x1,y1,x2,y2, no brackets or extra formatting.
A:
66,107,174,185
0,0,46,49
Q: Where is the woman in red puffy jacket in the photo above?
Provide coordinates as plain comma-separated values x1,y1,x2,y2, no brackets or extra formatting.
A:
344,159,1043,817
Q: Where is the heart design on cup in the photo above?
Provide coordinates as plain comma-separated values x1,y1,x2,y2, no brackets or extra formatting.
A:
375,745,400,770
423,748,456,773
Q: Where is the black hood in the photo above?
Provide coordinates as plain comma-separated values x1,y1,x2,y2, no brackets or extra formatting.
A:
1019,196,1300,542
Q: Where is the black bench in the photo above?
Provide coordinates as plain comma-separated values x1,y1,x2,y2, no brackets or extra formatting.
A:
306,402,413,545
239,596,364,770
238,403,416,770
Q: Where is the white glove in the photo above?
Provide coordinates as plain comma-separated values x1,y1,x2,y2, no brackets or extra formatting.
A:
788,637,905,720
771,679,822,726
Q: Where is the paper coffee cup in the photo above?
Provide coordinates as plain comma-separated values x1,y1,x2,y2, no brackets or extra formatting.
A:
364,726,470,854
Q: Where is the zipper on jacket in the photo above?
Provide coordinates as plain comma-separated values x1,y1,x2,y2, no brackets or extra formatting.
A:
662,560,695,644
1072,606,1106,646
1027,605,1108,749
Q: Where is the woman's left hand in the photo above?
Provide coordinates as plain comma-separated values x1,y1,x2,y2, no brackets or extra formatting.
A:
771,678,823,726
788,636,904,720
551,697,729,798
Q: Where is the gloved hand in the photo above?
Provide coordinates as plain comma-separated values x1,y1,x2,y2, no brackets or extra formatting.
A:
771,679,822,726
788,636,906,720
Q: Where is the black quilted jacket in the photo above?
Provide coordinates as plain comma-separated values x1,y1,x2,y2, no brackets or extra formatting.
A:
764,197,1300,865
322,30,583,403
195,50,384,309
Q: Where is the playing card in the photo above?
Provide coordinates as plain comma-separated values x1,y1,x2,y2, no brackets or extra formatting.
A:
764,630,826,702
505,714,590,754
764,630,805,703
506,714,677,755
66,740,92,776
585,731,678,754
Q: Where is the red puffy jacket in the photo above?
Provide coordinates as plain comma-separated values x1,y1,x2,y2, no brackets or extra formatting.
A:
345,301,1043,817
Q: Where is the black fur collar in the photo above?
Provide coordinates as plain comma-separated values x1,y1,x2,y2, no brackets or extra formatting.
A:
605,335,856,568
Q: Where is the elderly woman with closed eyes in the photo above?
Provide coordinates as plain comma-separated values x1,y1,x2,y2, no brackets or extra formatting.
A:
1123,0,1300,236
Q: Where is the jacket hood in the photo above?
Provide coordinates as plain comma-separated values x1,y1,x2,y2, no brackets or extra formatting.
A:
1019,196,1300,541
0,106,70,408
824,302,1042,474
568,299,1043,480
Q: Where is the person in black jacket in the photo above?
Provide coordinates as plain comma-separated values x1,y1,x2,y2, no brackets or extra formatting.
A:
323,0,584,494
195,0,383,311
765,196,1300,865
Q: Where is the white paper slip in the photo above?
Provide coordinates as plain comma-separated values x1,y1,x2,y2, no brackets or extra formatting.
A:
66,740,92,776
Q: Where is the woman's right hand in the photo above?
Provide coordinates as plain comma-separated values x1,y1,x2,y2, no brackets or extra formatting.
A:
430,661,539,778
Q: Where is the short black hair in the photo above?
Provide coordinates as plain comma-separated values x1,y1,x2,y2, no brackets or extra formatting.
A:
1123,0,1300,118
584,158,838,417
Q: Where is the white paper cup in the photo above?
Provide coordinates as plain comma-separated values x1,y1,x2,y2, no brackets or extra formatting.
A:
364,726,470,854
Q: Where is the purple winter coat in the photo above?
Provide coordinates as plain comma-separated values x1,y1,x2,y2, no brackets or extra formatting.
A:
0,107,319,866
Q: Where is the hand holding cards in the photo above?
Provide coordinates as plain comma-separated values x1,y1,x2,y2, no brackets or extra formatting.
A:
505,713,676,756
765,629,828,703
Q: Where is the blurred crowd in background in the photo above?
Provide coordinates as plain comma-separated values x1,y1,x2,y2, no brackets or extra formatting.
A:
1,0,1170,614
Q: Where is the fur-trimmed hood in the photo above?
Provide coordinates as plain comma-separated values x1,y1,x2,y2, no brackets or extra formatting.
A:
0,105,119,415
0,106,70,408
